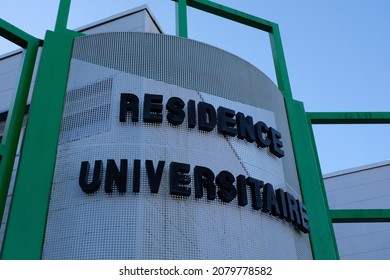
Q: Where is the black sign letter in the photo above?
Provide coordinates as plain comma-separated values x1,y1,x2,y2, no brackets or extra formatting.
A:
262,183,281,217
105,159,128,194
297,200,310,233
246,177,264,210
268,127,284,158
216,170,237,203
79,160,102,194
170,162,191,197
217,106,237,136
146,160,165,193
143,94,163,123
132,159,141,193
120,93,139,123
236,174,248,207
236,112,255,143
198,102,217,132
187,99,196,128
194,165,216,200
166,97,185,126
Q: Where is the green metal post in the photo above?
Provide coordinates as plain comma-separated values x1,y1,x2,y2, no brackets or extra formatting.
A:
269,22,339,258
176,0,274,31
269,24,293,100
0,0,80,260
308,112,390,124
331,209,390,223
0,19,35,48
1,29,82,260
284,99,339,259
55,0,72,31
309,111,390,235
0,0,345,260
176,0,188,37
0,19,40,229
171,0,340,259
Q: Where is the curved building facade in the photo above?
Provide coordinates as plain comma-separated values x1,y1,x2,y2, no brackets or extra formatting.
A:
41,33,312,259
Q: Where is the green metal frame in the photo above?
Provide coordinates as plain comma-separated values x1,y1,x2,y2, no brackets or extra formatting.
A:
307,112,390,228
0,19,40,231
1,0,388,260
330,209,390,223
173,0,339,259
174,0,390,259
308,112,390,124
1,0,83,259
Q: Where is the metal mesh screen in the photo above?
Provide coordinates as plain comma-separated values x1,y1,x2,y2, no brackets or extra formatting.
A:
42,32,312,259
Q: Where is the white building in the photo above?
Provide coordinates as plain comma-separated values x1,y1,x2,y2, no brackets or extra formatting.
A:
324,160,390,259
1,4,388,260
0,4,162,248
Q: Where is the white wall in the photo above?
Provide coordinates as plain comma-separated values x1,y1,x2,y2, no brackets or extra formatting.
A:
80,7,162,35
0,52,22,114
0,6,162,115
324,161,390,260
0,5,162,250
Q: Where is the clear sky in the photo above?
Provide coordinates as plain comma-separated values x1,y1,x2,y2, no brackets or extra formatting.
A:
1,0,390,174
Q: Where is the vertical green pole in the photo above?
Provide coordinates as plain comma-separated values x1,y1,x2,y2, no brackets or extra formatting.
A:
269,24,293,100
176,0,188,37
0,20,40,230
1,30,81,260
285,99,339,259
0,45,38,221
269,24,339,259
1,0,81,259
55,0,71,31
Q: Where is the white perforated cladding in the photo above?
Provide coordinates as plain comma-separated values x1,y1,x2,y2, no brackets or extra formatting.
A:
42,33,312,260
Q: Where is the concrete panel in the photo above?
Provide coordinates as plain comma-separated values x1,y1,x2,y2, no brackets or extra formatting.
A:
334,222,390,260
324,161,390,209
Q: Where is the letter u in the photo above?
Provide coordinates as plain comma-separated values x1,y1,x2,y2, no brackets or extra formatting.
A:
79,160,103,194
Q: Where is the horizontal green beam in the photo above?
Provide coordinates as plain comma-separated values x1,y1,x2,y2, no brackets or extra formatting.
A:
331,209,390,223
308,112,390,124
171,0,293,100
0,19,38,48
172,0,275,32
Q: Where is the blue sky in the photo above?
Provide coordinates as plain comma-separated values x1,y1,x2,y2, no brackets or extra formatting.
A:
1,0,390,174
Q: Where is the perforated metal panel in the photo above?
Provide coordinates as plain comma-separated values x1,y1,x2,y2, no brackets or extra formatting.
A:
42,33,312,259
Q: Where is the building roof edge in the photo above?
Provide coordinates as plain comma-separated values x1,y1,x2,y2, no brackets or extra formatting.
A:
323,160,390,179
76,4,164,34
